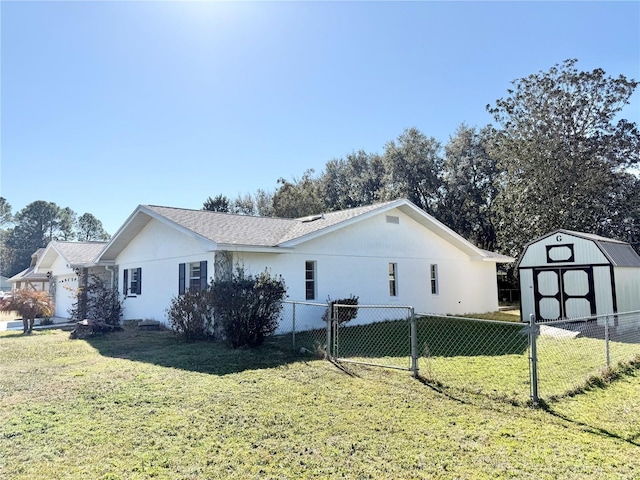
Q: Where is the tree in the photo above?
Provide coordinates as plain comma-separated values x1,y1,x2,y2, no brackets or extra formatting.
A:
76,213,110,241
434,125,499,250
4,201,73,276
203,194,231,213
0,290,53,333
0,197,12,227
319,150,386,211
382,128,444,212
272,170,324,218
487,59,640,257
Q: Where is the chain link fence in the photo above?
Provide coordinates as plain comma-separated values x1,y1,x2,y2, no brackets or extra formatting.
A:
331,304,415,371
530,311,640,402
416,314,531,403
274,301,640,407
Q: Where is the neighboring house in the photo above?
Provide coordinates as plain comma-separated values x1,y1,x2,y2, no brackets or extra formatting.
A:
0,276,11,294
518,229,640,328
97,199,513,327
8,248,49,293
11,241,109,318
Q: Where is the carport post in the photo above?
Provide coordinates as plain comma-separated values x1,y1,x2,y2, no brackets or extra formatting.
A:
529,314,540,405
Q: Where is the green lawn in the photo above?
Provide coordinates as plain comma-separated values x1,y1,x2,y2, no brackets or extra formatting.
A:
1,326,639,479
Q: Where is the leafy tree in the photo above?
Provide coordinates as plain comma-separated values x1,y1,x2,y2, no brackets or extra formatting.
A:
0,290,53,333
319,151,386,211
76,213,110,241
434,125,499,250
272,170,324,218
0,197,12,227
4,201,73,276
203,194,231,212
487,59,640,257
210,266,287,348
382,127,444,212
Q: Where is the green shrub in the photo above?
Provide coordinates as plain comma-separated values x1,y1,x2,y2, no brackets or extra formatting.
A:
210,267,287,348
322,294,359,324
166,290,214,342
69,274,123,325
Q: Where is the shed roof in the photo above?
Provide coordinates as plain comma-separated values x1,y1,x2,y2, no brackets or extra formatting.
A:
520,229,640,268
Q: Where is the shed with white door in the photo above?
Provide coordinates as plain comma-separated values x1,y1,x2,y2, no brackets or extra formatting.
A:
518,230,640,328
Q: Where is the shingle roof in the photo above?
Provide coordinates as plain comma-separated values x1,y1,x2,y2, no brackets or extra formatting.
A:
51,241,108,265
145,201,398,247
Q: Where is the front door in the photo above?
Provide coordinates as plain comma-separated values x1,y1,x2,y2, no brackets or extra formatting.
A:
533,267,596,320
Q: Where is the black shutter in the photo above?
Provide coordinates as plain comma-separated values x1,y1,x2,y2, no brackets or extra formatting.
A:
200,261,208,291
123,269,129,296
136,267,142,295
178,263,186,294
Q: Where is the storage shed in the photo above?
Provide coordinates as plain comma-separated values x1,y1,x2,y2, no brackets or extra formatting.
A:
518,230,640,325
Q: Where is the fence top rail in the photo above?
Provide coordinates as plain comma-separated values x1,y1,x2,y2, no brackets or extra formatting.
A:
535,310,640,326
333,303,414,310
417,312,525,327
282,300,328,307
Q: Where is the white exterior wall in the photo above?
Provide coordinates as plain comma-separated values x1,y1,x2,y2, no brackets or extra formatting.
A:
235,209,499,322
115,220,214,322
519,233,609,267
613,267,640,313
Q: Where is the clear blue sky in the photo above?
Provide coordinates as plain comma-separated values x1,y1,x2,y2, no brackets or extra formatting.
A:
1,1,639,236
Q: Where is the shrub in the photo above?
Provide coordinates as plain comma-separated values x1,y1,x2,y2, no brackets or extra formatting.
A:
210,267,287,348
0,289,54,333
166,290,214,342
322,294,359,324
69,274,123,325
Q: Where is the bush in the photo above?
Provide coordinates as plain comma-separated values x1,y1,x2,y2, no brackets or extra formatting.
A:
166,290,214,342
210,267,287,348
69,274,123,325
322,295,359,324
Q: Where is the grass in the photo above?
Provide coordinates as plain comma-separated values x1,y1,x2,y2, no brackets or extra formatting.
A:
1,325,639,479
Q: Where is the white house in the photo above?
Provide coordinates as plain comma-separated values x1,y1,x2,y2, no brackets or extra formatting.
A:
518,229,640,327
97,199,513,326
13,241,109,318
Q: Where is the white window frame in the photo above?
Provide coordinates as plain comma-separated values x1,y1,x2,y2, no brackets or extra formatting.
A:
305,261,316,300
389,262,398,297
430,264,439,295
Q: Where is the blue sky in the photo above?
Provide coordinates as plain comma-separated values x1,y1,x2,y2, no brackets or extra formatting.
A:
1,1,639,236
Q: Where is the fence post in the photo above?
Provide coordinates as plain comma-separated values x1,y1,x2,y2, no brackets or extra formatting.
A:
410,308,418,378
325,301,332,360
604,314,610,368
529,314,540,405
292,301,296,351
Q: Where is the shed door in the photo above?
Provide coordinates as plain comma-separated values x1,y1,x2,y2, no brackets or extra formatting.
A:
533,267,596,320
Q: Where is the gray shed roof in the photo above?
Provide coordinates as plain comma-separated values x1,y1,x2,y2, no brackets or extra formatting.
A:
521,229,640,268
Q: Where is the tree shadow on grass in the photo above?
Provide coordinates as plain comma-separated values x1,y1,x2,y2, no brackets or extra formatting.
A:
82,325,319,376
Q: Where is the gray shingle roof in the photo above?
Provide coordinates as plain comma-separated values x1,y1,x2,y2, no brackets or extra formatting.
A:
52,241,108,265
145,201,398,247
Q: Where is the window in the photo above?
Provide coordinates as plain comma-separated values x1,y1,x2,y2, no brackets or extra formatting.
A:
430,264,439,295
389,263,398,297
305,261,316,300
179,261,207,294
123,268,142,296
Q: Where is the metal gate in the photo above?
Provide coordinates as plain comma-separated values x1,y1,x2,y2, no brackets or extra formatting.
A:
328,304,418,374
